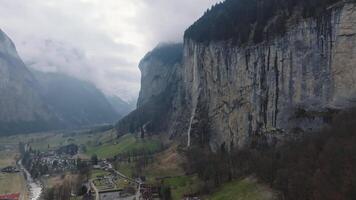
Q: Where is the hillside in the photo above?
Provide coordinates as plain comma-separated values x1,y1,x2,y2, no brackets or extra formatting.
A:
0,29,59,135
33,71,120,128
107,95,135,118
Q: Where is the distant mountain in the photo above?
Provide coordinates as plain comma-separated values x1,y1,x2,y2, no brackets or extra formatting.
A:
107,95,135,118
33,70,120,128
0,29,59,135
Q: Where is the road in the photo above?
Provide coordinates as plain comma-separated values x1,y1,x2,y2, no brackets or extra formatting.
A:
17,159,42,200
90,179,100,200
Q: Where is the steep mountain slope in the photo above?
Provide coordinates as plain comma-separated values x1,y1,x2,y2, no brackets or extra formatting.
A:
107,95,135,118
33,71,120,128
116,43,187,136
0,29,58,135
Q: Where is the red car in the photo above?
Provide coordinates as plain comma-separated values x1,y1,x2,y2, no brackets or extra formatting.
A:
0,193,20,200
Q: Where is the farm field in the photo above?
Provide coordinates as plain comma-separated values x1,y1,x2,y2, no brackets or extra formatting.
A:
0,149,28,197
85,134,162,159
1,130,163,159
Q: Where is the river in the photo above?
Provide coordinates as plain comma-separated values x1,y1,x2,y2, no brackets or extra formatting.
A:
18,160,43,200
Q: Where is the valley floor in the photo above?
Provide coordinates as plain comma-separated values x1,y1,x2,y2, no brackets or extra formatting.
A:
0,149,28,199
0,130,277,200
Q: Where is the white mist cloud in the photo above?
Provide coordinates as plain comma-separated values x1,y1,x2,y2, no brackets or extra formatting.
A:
0,0,220,101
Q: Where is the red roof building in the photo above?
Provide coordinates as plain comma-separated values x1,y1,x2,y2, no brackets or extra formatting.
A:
0,193,20,200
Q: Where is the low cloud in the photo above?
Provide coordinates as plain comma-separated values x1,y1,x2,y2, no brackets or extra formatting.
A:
0,0,220,101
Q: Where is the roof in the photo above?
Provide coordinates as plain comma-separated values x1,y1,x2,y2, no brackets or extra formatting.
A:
0,193,20,200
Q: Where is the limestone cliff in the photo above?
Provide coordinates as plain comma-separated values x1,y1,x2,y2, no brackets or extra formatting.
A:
116,44,187,136
183,2,356,150
137,43,183,107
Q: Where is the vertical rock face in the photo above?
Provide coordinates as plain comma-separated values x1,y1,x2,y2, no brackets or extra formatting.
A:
137,44,183,107
116,44,187,136
183,3,356,150
0,29,57,134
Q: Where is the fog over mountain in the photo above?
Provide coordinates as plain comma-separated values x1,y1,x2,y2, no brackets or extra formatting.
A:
0,29,58,135
107,95,136,117
0,0,221,101
33,70,123,128
0,28,133,134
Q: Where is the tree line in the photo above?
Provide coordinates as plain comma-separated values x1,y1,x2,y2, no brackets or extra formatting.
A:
185,107,356,200
184,0,343,44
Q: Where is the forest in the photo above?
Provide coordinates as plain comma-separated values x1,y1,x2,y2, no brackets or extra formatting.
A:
184,0,343,44
185,107,356,200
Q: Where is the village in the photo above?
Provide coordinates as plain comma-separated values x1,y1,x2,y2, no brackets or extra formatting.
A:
0,140,163,200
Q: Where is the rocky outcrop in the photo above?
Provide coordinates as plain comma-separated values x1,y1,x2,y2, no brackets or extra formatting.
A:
116,44,188,136
183,2,356,150
0,29,58,134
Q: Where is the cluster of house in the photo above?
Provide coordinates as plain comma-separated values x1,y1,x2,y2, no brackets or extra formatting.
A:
31,151,78,173
24,143,80,176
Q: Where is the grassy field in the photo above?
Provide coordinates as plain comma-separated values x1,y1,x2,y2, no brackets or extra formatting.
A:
90,169,111,179
0,150,27,196
0,151,18,166
207,178,276,200
114,162,134,178
162,175,203,200
0,173,27,195
0,129,117,151
1,130,162,159
27,130,116,152
141,144,199,200
144,144,185,178
85,134,162,159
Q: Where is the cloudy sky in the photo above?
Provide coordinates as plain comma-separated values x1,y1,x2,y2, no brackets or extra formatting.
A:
0,0,220,101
